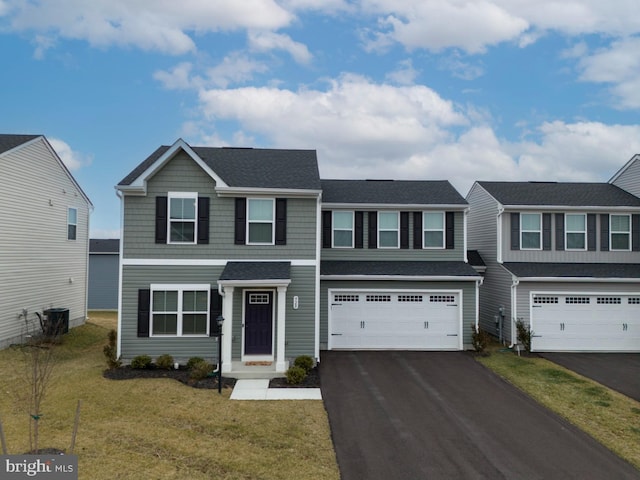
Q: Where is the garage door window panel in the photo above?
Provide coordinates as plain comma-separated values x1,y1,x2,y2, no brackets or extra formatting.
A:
565,214,586,250
423,212,445,249
521,213,542,250
610,215,631,251
333,211,354,248
378,212,399,248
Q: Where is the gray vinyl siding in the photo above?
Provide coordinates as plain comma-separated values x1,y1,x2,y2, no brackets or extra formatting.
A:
122,151,317,260
0,138,89,349
612,157,640,198
501,209,639,263
88,254,119,310
515,281,640,330
120,264,316,362
321,210,465,261
319,280,477,349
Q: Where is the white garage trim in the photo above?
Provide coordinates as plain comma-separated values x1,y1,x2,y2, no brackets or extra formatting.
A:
530,290,640,352
328,288,463,351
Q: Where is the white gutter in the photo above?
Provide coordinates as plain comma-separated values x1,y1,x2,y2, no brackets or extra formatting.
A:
497,205,504,264
515,276,640,283
216,187,322,198
320,274,480,281
322,202,468,210
503,205,640,212
315,193,322,362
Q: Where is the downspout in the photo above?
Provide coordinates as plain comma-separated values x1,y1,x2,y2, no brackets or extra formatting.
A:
115,189,124,359
314,193,322,362
509,277,519,348
496,205,504,264
464,207,469,263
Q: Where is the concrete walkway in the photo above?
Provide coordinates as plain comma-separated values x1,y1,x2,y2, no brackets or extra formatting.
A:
230,379,322,400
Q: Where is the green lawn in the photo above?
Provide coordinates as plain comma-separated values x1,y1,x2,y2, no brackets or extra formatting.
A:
477,344,640,470
0,312,340,480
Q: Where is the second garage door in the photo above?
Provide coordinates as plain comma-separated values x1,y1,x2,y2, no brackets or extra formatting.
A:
328,290,462,350
531,293,640,352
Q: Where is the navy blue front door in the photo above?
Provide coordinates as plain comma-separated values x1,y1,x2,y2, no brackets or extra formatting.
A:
244,291,273,355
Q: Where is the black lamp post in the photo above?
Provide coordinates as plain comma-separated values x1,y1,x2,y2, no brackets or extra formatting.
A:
216,315,224,394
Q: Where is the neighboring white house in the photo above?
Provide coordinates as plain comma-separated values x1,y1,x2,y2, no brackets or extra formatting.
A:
0,134,93,349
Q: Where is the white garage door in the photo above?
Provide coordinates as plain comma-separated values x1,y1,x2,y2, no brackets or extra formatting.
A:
531,293,640,352
329,290,461,350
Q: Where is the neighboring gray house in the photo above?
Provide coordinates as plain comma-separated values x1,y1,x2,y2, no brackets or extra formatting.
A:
116,139,480,377
88,239,120,310
467,178,640,352
0,134,92,349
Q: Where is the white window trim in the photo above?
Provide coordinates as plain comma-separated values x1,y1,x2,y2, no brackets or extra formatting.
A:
167,192,198,245
423,211,445,249
520,212,542,250
565,213,587,251
610,214,631,251
247,198,275,245
332,211,354,248
150,283,210,337
378,211,400,249
67,207,77,241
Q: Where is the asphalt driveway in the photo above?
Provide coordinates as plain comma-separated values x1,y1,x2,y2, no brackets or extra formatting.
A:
320,351,639,480
541,353,640,402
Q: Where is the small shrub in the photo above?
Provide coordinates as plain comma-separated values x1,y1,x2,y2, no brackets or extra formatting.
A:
286,365,307,385
293,355,314,373
131,355,152,369
156,354,174,370
190,361,213,381
187,357,206,370
470,324,490,354
103,329,121,369
515,319,533,352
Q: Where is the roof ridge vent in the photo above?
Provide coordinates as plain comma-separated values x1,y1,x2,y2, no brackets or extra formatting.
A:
221,146,254,150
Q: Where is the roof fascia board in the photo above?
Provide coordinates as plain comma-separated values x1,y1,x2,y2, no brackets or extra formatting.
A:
217,279,292,287
215,187,322,198
609,154,640,184
123,138,229,192
515,276,640,283
320,274,478,281
502,205,640,212
321,202,468,210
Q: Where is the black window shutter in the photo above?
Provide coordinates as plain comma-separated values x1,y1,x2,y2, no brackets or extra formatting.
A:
633,214,640,252
413,212,422,249
445,212,455,249
322,211,332,248
400,212,409,249
210,289,223,336
197,197,210,244
137,289,151,337
600,214,609,251
542,213,552,250
275,198,287,245
155,197,168,244
234,198,246,245
511,213,520,250
587,214,596,251
355,211,364,249
555,213,564,251
368,212,377,249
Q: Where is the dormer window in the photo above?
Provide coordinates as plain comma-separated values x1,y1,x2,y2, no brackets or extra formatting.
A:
520,213,541,250
168,192,197,244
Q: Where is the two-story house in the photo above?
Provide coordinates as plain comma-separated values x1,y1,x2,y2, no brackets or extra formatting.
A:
116,139,481,377
0,134,92,349
467,179,640,352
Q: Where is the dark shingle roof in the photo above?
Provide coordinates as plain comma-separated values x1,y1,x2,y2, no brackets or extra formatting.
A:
119,145,321,190
503,262,640,279
90,239,120,254
0,134,40,155
478,181,640,207
321,179,467,205
219,262,291,281
321,261,479,277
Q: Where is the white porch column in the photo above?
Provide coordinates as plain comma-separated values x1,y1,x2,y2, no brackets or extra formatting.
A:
276,285,288,372
221,286,234,373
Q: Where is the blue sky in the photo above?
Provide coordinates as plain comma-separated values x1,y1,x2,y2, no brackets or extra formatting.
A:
1,0,640,238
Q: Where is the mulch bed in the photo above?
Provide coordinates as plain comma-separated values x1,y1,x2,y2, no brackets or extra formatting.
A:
103,365,321,389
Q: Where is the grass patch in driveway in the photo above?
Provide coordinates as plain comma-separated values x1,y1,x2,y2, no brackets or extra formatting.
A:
477,344,640,470
0,311,339,480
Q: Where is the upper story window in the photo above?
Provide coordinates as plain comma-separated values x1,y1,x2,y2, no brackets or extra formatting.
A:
67,207,77,240
423,212,445,248
169,193,197,244
247,198,274,244
378,212,399,248
151,285,209,336
610,214,631,250
565,214,586,250
333,211,354,248
520,213,541,250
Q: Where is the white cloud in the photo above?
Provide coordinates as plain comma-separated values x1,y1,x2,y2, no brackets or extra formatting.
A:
206,53,269,88
153,62,199,90
385,59,419,85
248,31,312,64
49,138,92,171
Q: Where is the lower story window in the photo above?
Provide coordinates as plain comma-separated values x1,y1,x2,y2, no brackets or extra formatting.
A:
151,285,209,336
